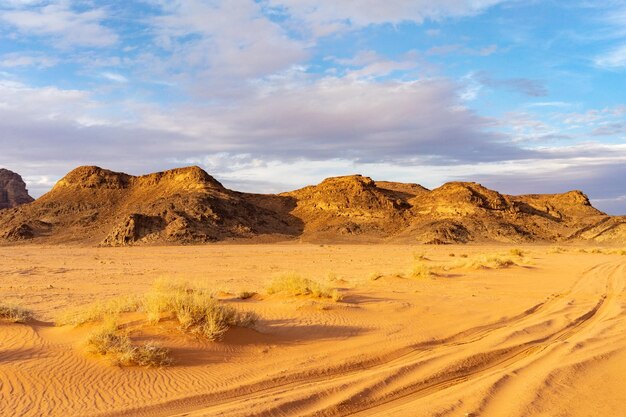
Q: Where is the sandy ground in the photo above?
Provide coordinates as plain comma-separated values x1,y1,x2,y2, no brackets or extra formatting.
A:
1,243,625,417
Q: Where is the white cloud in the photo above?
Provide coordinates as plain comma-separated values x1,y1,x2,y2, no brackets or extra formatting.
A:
595,44,626,68
265,0,508,36
101,72,128,83
0,52,58,68
147,0,307,95
0,2,118,47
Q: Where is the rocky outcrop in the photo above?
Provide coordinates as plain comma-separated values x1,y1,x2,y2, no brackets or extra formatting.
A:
0,169,34,209
0,165,620,245
0,166,302,246
282,175,413,240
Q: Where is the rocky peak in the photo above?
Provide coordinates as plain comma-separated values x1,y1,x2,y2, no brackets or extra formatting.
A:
53,166,132,190
0,168,34,209
134,166,224,191
52,165,223,193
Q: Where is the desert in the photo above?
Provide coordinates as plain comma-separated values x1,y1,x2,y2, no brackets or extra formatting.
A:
1,243,625,416
1,167,626,416
2,1,626,416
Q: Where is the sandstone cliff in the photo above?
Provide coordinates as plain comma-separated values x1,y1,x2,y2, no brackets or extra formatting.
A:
0,165,621,245
0,169,34,210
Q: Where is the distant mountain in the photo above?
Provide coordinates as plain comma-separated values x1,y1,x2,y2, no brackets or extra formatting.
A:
0,168,34,210
0,165,623,245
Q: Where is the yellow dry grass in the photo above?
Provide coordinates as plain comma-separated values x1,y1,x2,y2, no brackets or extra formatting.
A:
266,273,343,301
0,304,32,323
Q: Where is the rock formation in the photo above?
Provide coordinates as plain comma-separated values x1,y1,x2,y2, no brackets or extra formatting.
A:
0,165,622,245
0,169,34,210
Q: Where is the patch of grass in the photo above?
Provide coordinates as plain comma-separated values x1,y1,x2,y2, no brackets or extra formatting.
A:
266,273,342,301
456,253,521,270
238,291,256,300
413,252,429,261
460,254,469,258
85,322,171,367
548,246,567,254
448,253,456,257
57,295,141,326
369,272,383,281
143,280,258,340
410,262,435,279
509,248,526,257
59,279,259,343
172,292,257,340
0,304,33,323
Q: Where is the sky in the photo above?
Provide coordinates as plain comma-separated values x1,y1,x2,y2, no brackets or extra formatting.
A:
1,1,626,214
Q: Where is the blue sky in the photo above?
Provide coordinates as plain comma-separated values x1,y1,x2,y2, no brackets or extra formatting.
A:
1,1,626,213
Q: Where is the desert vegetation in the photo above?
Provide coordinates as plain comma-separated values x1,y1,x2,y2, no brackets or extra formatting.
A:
266,273,343,301
410,262,436,278
577,247,626,255
369,271,384,281
85,321,172,367
56,278,260,365
451,251,528,270
143,280,258,341
0,303,32,323
57,295,141,326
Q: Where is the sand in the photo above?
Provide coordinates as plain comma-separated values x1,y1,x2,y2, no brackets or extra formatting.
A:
1,244,625,416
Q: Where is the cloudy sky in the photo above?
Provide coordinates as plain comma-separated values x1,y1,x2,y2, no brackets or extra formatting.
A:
1,1,626,213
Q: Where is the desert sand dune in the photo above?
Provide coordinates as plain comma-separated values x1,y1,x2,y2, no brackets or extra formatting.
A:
1,244,625,416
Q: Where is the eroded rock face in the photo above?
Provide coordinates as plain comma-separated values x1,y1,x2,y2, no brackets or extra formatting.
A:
0,165,620,245
0,169,34,209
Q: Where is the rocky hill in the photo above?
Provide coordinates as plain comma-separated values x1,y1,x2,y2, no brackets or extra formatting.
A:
0,165,621,245
0,169,34,210
0,166,301,244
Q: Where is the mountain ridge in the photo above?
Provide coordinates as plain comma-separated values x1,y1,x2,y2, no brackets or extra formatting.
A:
0,165,622,246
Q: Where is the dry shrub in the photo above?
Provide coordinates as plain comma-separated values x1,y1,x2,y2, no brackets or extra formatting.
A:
369,272,383,281
58,279,259,343
548,246,566,254
509,248,526,257
410,262,434,279
85,322,171,367
238,291,256,300
144,280,258,341
57,295,141,326
413,252,429,261
172,293,257,341
0,304,32,323
266,273,342,301
456,253,522,270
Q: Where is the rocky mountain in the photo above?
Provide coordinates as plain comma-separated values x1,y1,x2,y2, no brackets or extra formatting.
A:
0,166,300,244
0,169,34,210
0,165,622,245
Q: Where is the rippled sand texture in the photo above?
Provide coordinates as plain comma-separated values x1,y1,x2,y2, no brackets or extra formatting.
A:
1,244,625,416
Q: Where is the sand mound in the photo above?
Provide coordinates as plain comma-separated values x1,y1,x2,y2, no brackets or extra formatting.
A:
0,166,622,245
